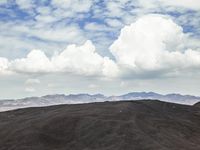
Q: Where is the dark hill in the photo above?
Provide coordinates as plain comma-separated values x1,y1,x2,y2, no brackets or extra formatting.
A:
0,100,200,150
194,101,200,108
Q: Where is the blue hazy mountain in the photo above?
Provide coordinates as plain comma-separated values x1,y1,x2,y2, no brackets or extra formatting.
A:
0,92,200,112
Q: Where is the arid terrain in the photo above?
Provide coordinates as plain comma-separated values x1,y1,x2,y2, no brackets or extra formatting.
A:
0,100,200,150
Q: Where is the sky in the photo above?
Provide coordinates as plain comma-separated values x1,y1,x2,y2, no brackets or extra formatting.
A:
0,0,200,99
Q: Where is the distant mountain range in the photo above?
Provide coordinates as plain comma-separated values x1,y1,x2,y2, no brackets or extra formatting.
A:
0,92,200,112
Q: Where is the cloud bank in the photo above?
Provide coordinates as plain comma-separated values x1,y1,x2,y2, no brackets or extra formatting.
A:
110,14,200,76
0,14,200,79
3,40,118,78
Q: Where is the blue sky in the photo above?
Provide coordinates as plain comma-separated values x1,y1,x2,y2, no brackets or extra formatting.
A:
0,0,200,99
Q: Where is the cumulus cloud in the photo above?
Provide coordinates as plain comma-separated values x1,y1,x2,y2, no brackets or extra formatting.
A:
6,40,118,78
51,40,119,77
1,14,200,79
110,14,200,76
11,50,53,73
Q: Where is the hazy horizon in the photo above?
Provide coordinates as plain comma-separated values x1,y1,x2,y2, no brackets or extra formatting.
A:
1,90,200,100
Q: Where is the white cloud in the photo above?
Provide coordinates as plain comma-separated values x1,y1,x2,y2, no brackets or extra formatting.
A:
0,21,86,46
136,0,200,11
16,24,85,43
11,50,53,73
50,0,92,21
51,40,119,77
84,23,110,31
7,40,119,78
36,6,51,15
35,14,57,24
105,18,123,28
0,21,85,59
15,0,34,10
110,14,200,76
51,0,92,12
1,0,200,99
159,0,200,10
106,1,125,18
1,14,200,79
